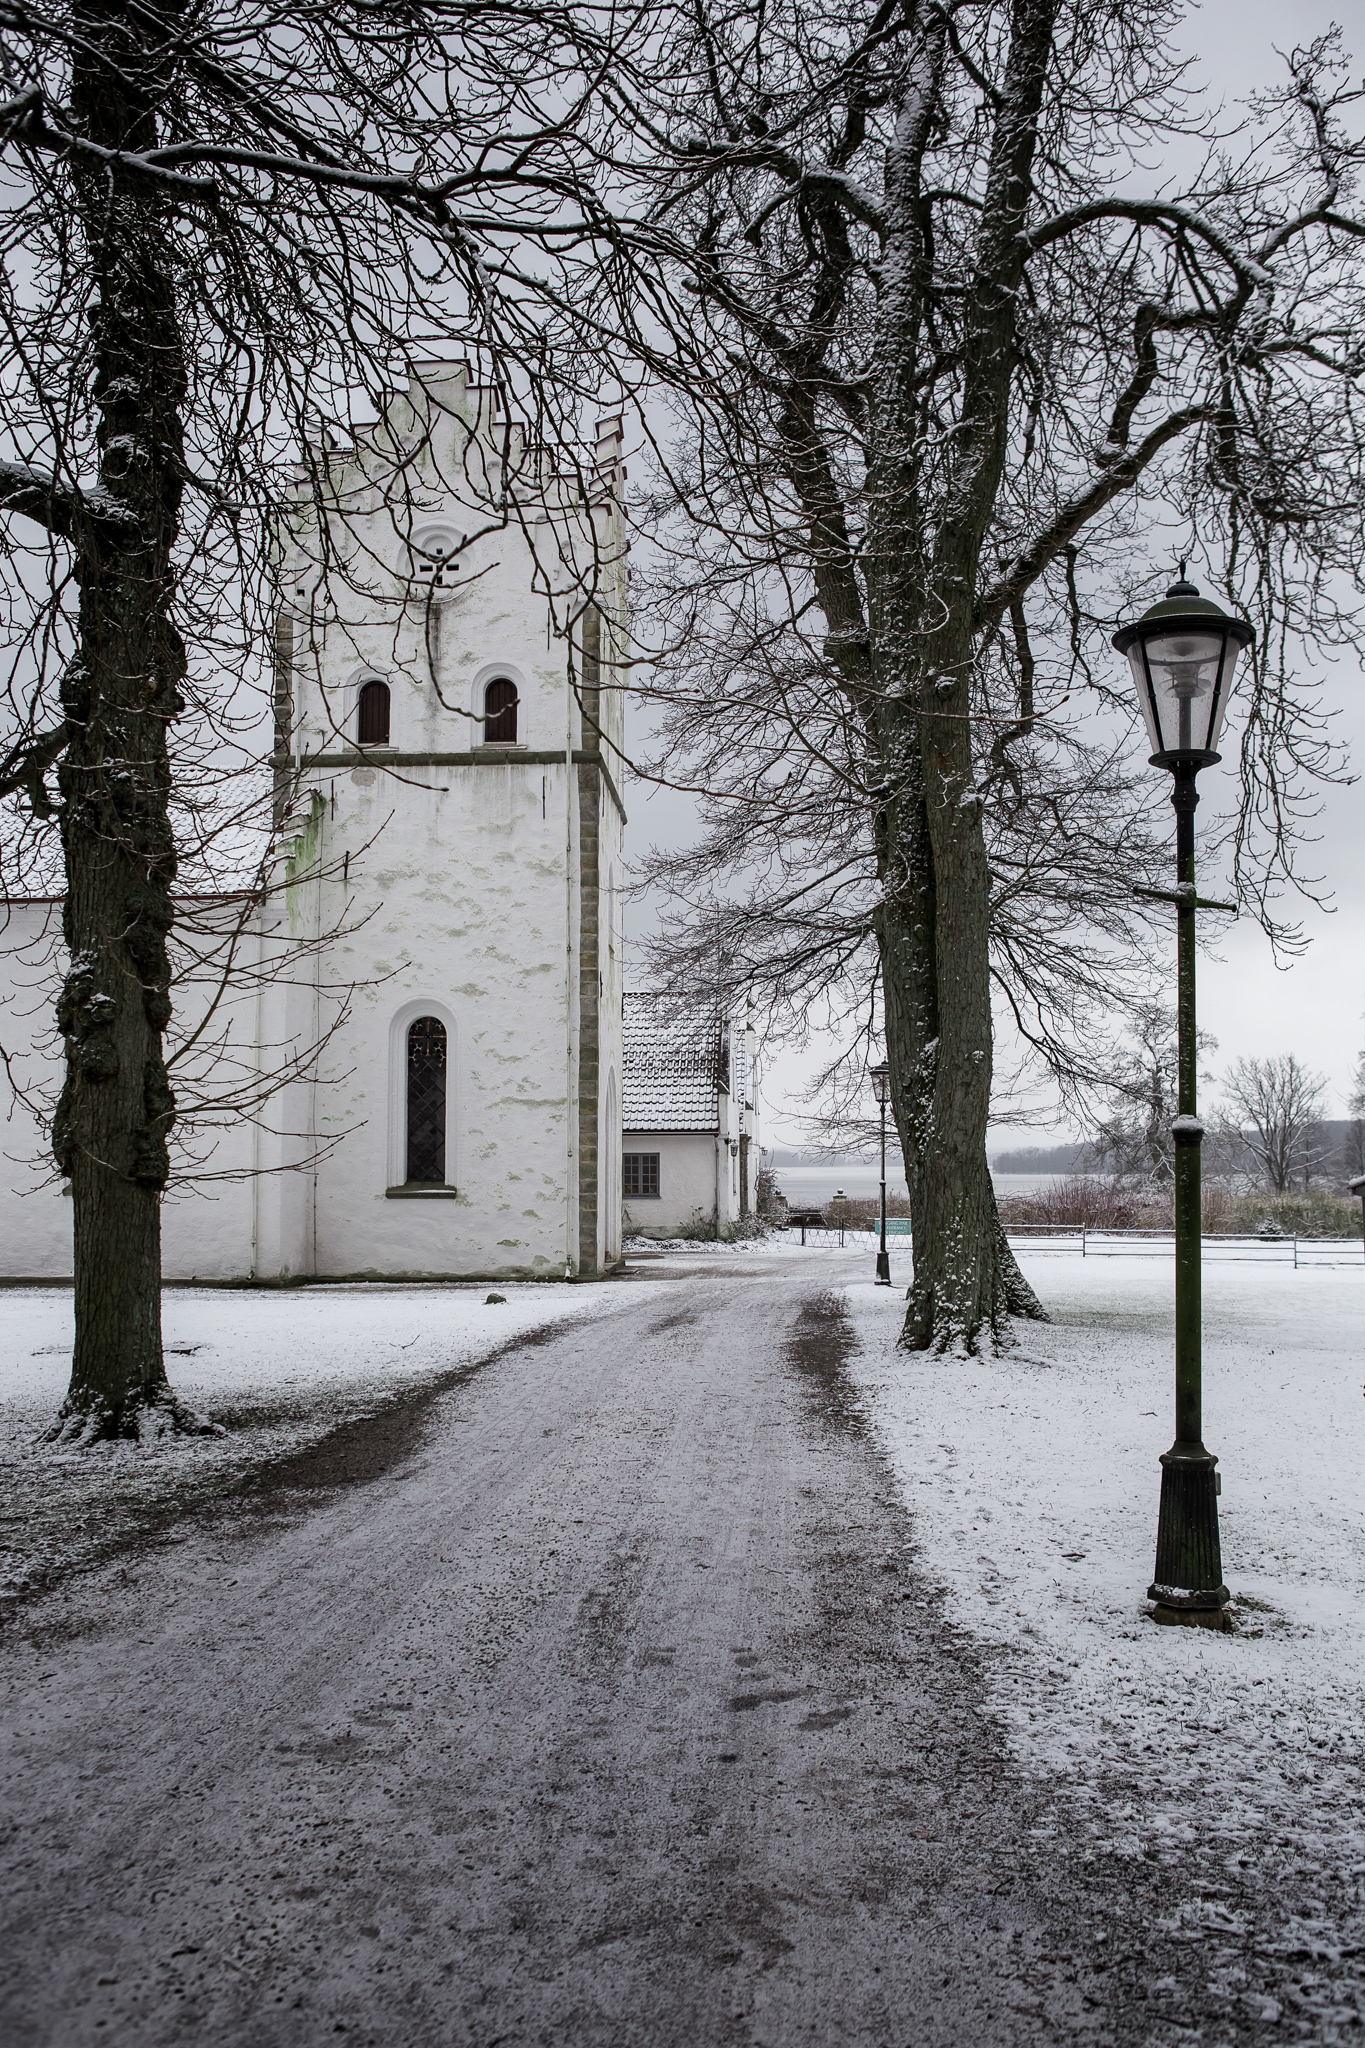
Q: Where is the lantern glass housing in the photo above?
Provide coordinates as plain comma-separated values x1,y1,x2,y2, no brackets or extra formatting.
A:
870,1062,891,1108
1112,575,1254,766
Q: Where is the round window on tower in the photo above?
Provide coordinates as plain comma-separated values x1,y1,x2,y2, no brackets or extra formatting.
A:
411,521,465,596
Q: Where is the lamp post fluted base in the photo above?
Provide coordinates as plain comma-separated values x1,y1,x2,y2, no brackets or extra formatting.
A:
1151,1604,1234,1631
1148,1441,1230,1625
875,1250,891,1285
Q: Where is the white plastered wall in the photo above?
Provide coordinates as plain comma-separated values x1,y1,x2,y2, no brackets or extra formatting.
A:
0,901,72,1278
272,373,628,1279
0,374,629,1287
299,757,576,1277
621,1131,725,1238
0,899,257,1283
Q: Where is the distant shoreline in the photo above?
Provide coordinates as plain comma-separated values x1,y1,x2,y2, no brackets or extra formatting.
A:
771,1163,1080,1204
766,1144,1092,1174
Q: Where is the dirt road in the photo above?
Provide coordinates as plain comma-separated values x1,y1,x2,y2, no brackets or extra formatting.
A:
1,1268,1194,2045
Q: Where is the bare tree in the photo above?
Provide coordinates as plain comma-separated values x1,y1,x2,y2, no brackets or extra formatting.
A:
1218,1054,1329,1192
0,0,623,1438
590,1,1365,1353
1344,1034,1365,1181
1091,1002,1217,1188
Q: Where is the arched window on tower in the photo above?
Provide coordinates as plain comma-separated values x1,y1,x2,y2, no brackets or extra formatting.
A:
406,1016,447,1184
357,678,391,747
483,677,518,745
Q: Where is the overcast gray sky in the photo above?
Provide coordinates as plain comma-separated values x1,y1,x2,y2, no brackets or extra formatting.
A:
625,0,1365,1151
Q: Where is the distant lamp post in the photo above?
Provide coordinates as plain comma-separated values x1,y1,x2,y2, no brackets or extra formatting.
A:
830,1188,849,1247
870,1063,892,1285
1113,567,1254,1631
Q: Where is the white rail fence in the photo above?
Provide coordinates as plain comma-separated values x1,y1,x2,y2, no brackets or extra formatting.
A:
1005,1226,1363,1269
783,1221,1364,1268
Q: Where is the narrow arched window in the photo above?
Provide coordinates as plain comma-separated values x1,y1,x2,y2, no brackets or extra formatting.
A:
483,677,518,744
406,1016,447,1183
357,679,390,746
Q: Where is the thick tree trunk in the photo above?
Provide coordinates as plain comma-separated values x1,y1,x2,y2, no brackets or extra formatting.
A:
859,0,1054,1353
871,716,934,1229
773,53,1041,1351
898,0,1056,1352
871,708,1042,1353
895,761,1044,1353
47,0,213,1441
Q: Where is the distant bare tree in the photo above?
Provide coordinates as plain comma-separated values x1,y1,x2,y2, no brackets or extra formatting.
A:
0,0,622,1439
1343,1035,1365,1180
1218,1055,1330,1192
1091,1002,1217,1188
592,2,1365,1353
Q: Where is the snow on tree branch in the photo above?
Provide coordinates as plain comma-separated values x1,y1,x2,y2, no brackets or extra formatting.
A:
1026,200,1279,291
0,459,140,542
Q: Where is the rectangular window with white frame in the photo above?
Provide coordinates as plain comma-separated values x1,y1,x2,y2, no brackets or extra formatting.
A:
623,1153,660,1198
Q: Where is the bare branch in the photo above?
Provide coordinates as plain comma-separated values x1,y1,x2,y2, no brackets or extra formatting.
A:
974,407,1217,633
1026,199,1279,290
0,720,67,807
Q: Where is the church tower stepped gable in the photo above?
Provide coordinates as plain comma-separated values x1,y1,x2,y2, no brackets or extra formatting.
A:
261,368,628,1282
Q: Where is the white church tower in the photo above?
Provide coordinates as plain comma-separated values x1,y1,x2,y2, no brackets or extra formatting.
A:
0,362,627,1286
256,362,628,1281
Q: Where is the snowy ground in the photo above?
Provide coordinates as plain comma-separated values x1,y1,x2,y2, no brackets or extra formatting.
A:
2,1254,1172,2048
847,1245,1365,2021
5,1240,1364,2032
0,1243,859,1608
0,1279,646,1606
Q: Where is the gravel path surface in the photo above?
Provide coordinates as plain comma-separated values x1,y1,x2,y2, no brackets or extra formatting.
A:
1,1265,1240,2045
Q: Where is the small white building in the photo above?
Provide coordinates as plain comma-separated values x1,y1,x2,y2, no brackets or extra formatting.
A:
621,998,760,1238
0,364,627,1282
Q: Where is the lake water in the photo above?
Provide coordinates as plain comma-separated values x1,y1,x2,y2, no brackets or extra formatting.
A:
771,1165,1075,1206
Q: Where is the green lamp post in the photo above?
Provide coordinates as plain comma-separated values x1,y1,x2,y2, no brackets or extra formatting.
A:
1113,568,1254,1630
870,1063,892,1285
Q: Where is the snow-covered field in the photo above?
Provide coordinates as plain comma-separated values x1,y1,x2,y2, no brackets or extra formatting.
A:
0,1279,644,1604
848,1248,1365,1971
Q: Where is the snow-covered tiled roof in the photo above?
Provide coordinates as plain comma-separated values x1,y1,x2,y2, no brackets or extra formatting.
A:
622,997,723,1133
